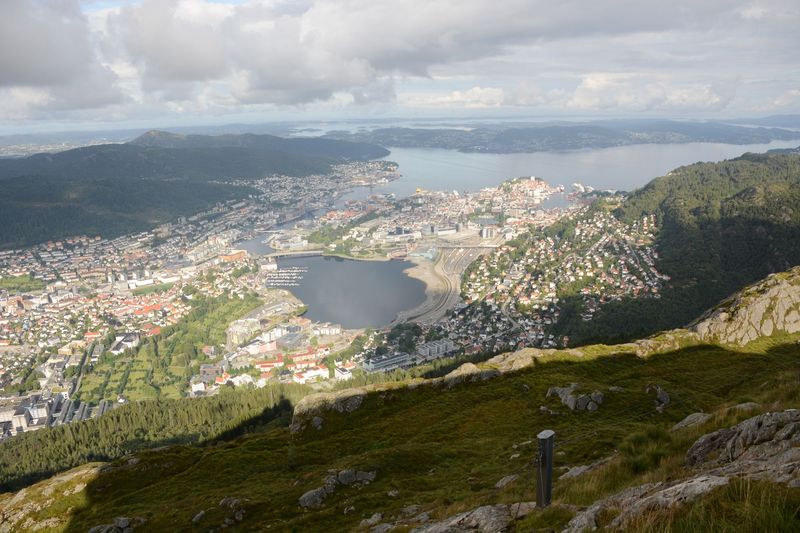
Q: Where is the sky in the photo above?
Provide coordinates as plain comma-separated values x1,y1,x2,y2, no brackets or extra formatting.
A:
1,0,799,133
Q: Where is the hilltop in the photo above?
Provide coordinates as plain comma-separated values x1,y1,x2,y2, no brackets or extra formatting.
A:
1,267,799,532
0,132,388,249
551,148,800,346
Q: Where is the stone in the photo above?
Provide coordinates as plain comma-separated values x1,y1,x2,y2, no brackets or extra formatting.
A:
729,402,761,412
360,513,383,528
219,497,241,509
671,412,712,432
400,505,422,517
608,386,625,393
311,416,324,430
234,511,244,522
337,469,356,485
412,504,512,533
442,363,500,387
371,524,393,533
559,453,617,480
508,501,536,519
609,476,730,529
344,506,356,515
356,470,377,483
191,511,205,523
387,489,400,497
646,384,670,411
299,487,328,509
586,401,598,412
686,409,800,468
113,517,131,529
494,474,518,489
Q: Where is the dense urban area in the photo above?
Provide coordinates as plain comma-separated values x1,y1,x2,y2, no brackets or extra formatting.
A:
1,152,670,440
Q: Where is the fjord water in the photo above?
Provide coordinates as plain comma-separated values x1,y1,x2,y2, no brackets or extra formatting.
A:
273,140,800,328
340,140,800,201
277,256,426,329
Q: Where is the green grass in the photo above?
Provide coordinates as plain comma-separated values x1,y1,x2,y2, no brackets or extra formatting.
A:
623,479,800,532
0,274,45,293
76,293,261,403
132,282,174,296
5,340,796,532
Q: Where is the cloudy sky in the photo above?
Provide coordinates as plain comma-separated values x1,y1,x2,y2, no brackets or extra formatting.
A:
1,0,799,132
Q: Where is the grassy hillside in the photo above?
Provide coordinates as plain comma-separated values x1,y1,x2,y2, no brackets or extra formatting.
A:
555,149,800,345
2,334,798,531
0,132,389,249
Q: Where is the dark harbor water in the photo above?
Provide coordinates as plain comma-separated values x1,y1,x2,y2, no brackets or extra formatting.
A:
277,256,426,329
338,140,800,203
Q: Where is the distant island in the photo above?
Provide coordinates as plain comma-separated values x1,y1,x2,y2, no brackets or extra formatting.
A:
323,118,800,153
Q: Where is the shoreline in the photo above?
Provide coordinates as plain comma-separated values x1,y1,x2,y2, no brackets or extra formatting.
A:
391,254,457,326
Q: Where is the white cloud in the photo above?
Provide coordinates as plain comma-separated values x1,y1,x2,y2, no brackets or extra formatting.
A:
0,0,798,123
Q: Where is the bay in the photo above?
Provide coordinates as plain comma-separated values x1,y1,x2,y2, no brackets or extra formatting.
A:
276,256,426,329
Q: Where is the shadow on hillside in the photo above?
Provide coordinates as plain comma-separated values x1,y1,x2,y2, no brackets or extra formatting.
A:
56,339,800,531
554,212,800,347
59,395,294,532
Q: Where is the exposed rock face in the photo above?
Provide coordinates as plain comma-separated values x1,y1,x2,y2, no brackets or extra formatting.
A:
547,383,604,412
442,363,500,387
412,502,535,533
564,410,800,531
671,412,712,432
690,267,800,346
685,409,800,485
298,469,377,509
290,389,368,433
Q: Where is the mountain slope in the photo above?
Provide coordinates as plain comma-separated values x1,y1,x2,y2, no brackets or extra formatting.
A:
0,132,389,249
554,148,800,345
2,269,799,532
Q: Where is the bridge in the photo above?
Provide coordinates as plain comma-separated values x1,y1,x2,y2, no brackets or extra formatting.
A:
266,249,325,259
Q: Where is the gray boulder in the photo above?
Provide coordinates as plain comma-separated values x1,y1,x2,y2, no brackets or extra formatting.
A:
494,474,518,489
671,412,712,432
298,487,329,509
412,504,512,533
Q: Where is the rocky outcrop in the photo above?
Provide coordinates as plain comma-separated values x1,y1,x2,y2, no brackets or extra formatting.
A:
290,388,369,433
690,267,800,346
685,409,800,485
442,363,500,387
546,383,604,412
298,469,377,509
564,410,800,531
412,502,536,533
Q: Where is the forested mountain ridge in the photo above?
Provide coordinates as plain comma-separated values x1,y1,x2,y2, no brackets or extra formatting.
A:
554,148,800,345
0,132,388,249
1,266,799,532
324,120,800,153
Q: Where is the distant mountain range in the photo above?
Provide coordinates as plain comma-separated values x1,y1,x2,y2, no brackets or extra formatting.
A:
324,119,800,153
0,131,389,249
